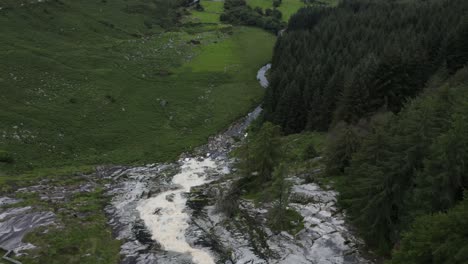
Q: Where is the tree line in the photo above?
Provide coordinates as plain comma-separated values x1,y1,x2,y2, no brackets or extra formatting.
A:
333,68,468,262
217,121,307,232
261,0,468,261
220,0,286,33
264,0,468,133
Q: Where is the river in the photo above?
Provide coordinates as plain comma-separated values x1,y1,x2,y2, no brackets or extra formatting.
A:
0,65,372,264
103,64,371,264
133,65,273,264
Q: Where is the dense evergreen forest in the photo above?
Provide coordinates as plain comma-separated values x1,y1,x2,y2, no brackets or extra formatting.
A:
338,69,468,259
264,0,468,133
262,0,468,261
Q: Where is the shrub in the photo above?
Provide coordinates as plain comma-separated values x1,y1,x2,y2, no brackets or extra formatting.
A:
0,150,14,163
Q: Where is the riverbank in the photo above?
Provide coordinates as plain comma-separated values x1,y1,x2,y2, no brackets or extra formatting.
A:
0,1,275,262
100,66,372,264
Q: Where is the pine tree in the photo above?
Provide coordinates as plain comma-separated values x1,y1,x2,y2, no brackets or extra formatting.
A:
325,122,363,176
341,115,402,253
335,54,378,123
412,114,468,214
390,194,468,264
267,163,291,231
246,122,282,185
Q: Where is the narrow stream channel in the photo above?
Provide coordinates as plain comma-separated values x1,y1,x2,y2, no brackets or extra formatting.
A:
134,65,272,264
104,64,370,264
136,158,218,264
0,65,371,264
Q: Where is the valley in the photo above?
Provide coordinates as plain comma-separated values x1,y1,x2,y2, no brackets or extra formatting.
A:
1,0,467,263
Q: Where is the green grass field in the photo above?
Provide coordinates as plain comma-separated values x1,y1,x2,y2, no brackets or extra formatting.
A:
20,187,122,264
190,0,224,23
0,1,276,263
0,0,275,177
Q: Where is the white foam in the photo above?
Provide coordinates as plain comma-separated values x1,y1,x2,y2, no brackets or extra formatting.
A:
137,158,216,264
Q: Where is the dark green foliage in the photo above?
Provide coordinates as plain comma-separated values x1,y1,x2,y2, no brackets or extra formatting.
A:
267,163,291,231
0,150,14,163
264,0,468,133
220,0,286,33
341,116,401,253
254,6,264,15
217,182,240,217
324,121,366,176
338,69,468,255
287,6,329,30
239,122,282,186
261,0,468,258
302,143,317,160
270,164,290,204
266,165,304,234
445,19,468,74
389,194,468,264
273,0,282,8
335,55,380,123
411,112,468,215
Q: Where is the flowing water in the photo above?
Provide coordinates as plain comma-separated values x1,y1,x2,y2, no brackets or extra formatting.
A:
104,64,371,264
0,64,371,264
133,65,273,264
136,158,218,264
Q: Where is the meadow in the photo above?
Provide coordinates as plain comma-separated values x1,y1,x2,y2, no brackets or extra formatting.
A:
0,0,275,178
0,1,275,263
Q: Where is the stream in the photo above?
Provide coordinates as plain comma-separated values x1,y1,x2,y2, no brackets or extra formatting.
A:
136,158,220,264
103,65,272,264
0,64,371,264
135,66,274,263
133,66,274,263
103,64,371,264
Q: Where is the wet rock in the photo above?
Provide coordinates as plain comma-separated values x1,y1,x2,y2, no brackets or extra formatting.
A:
0,197,20,207
187,195,211,212
256,64,271,88
165,194,175,202
132,220,158,247
0,207,55,254
103,163,182,262
101,64,371,264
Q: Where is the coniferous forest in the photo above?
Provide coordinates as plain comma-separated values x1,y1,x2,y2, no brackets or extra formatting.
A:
1,0,468,262
263,0,468,262
265,0,468,133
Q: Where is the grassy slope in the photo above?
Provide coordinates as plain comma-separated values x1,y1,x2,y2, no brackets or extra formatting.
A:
0,1,276,263
191,0,224,23
0,0,275,176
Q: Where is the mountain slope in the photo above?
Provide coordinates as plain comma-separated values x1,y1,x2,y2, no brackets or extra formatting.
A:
0,0,275,174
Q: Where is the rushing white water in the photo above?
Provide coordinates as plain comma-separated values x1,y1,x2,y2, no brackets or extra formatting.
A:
256,63,271,88
137,158,218,264
134,64,271,264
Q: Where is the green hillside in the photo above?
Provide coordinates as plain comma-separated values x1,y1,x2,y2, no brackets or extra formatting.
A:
0,0,275,175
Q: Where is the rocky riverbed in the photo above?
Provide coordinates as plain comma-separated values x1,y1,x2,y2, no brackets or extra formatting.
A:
0,64,372,264
102,64,372,264
0,199,55,255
